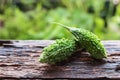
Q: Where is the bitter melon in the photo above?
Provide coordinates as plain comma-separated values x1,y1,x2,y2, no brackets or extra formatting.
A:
53,23,107,59
39,38,77,64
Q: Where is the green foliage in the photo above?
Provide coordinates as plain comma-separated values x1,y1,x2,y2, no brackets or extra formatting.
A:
0,0,120,40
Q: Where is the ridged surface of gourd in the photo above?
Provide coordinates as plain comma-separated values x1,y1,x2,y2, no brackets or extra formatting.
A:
65,27,107,59
39,38,76,64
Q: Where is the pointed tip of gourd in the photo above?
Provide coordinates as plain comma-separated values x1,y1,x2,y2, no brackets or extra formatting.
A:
39,54,45,63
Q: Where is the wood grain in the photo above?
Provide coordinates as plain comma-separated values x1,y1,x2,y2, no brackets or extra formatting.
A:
0,40,120,79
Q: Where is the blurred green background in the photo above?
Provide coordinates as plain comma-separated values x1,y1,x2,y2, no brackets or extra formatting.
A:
0,0,120,40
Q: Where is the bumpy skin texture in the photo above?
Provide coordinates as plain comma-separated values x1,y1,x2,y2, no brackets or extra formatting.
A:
65,27,107,59
39,38,76,64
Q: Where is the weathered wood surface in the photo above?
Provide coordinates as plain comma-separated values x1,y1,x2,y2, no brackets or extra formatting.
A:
0,40,120,79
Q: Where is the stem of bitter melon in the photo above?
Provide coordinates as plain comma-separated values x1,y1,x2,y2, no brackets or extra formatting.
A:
51,22,78,37
51,22,84,52
50,22,72,30
51,22,80,40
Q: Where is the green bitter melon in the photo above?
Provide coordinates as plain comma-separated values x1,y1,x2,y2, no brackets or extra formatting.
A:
53,23,107,59
39,38,77,64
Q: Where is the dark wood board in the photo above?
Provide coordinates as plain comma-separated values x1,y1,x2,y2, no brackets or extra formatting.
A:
0,40,120,80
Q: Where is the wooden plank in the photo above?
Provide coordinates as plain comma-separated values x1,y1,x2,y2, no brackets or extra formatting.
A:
0,40,120,79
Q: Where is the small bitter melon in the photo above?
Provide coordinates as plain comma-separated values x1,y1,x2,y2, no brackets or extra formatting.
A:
39,38,76,64
53,23,107,59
